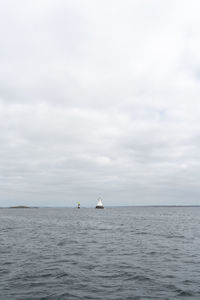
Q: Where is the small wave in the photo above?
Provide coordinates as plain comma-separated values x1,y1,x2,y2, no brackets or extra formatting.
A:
124,274,152,282
40,273,52,278
148,251,157,255
57,240,67,246
2,261,13,265
166,235,185,239
56,271,69,279
177,290,194,297
165,285,195,297
41,292,77,299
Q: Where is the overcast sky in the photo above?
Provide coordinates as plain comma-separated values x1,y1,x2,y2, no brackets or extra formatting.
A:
1,0,200,207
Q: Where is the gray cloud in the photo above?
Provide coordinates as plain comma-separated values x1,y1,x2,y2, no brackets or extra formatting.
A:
1,0,200,206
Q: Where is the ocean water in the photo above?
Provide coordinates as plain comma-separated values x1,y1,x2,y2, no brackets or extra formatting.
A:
0,207,200,300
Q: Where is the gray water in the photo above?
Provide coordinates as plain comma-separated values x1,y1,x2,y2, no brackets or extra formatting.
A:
0,207,200,299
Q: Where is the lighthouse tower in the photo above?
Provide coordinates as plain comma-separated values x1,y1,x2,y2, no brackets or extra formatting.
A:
96,198,104,209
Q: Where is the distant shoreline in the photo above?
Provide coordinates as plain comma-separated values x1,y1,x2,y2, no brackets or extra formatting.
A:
0,205,200,209
8,206,38,209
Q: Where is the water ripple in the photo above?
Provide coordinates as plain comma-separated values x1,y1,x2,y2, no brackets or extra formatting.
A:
0,207,200,299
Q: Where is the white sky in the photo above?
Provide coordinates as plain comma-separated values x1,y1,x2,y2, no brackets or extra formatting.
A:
1,0,200,206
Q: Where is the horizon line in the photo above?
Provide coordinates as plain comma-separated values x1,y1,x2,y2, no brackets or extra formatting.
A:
1,205,200,208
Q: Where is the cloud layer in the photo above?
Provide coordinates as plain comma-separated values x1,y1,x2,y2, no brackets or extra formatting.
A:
1,0,200,206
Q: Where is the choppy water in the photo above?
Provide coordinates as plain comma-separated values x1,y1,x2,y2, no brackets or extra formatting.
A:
0,207,200,299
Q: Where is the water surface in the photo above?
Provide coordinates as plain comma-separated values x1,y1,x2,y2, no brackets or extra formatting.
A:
0,207,200,299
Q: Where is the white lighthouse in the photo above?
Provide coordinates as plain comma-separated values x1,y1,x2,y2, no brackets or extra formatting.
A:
96,197,104,209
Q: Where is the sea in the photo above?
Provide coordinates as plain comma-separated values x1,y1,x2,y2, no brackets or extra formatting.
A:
0,207,200,299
